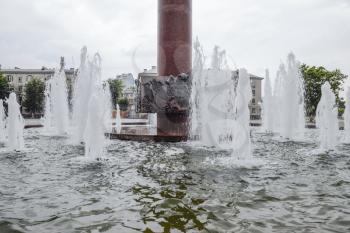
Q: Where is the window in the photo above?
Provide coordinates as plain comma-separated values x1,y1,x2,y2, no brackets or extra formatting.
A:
252,98,255,104
26,75,32,81
18,86,23,92
7,75,13,82
18,77,22,83
251,80,256,88
252,90,255,96
252,108,256,114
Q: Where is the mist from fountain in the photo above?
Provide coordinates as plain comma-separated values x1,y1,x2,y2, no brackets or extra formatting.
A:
72,47,94,143
190,43,235,148
6,93,24,150
0,100,6,142
115,104,122,134
84,69,112,159
344,87,350,143
316,82,338,151
272,53,305,140
148,113,157,135
232,68,253,162
43,68,69,135
42,82,52,133
262,69,274,132
189,38,205,140
190,40,255,166
71,47,112,159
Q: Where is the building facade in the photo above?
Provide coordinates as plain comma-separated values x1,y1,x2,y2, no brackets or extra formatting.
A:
232,70,263,120
249,74,263,120
0,67,77,110
136,66,158,113
116,73,135,90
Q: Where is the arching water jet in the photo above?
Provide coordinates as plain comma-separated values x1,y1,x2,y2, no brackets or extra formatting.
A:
0,100,6,142
7,93,24,150
316,82,338,151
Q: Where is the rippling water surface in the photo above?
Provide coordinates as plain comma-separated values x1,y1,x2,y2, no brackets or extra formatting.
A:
0,128,350,233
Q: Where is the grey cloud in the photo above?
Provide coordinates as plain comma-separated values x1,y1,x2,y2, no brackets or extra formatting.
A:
0,0,349,81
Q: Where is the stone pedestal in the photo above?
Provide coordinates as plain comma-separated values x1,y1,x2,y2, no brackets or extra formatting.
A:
135,0,192,140
157,0,192,138
139,74,191,137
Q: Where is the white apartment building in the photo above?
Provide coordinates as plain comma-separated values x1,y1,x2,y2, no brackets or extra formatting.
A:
0,67,77,106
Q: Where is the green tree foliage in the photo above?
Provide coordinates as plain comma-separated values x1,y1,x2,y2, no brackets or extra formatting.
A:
0,72,10,99
108,79,124,108
118,97,129,111
338,98,345,117
301,64,348,117
23,78,45,115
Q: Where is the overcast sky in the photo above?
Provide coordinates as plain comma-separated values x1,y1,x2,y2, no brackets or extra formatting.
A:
0,0,349,83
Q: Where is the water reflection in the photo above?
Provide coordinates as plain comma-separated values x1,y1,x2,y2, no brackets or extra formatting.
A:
132,147,247,232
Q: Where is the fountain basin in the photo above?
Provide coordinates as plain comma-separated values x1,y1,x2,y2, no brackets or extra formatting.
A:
1,127,350,233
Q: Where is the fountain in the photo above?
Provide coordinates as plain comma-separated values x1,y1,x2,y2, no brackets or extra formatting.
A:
42,59,70,135
0,99,6,142
148,113,157,135
316,82,338,151
189,38,205,140
84,84,111,160
272,53,305,140
115,104,122,134
84,93,106,159
42,82,52,133
71,47,94,143
189,41,255,165
344,87,350,142
190,44,234,148
71,48,112,158
233,69,253,159
1,1,350,231
6,92,24,150
262,69,274,132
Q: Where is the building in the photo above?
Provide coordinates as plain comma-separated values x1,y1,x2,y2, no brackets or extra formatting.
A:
0,66,77,108
116,73,136,103
248,73,263,120
136,66,157,113
136,67,263,120
116,73,135,90
137,66,157,84
115,73,137,116
232,70,263,120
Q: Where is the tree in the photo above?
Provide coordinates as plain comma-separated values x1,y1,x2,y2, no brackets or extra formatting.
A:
301,64,348,117
338,98,345,117
108,79,124,108
0,72,10,99
118,97,129,111
23,78,45,116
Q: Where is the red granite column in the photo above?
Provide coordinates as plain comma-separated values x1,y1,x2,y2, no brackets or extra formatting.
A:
158,0,192,76
157,0,192,138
